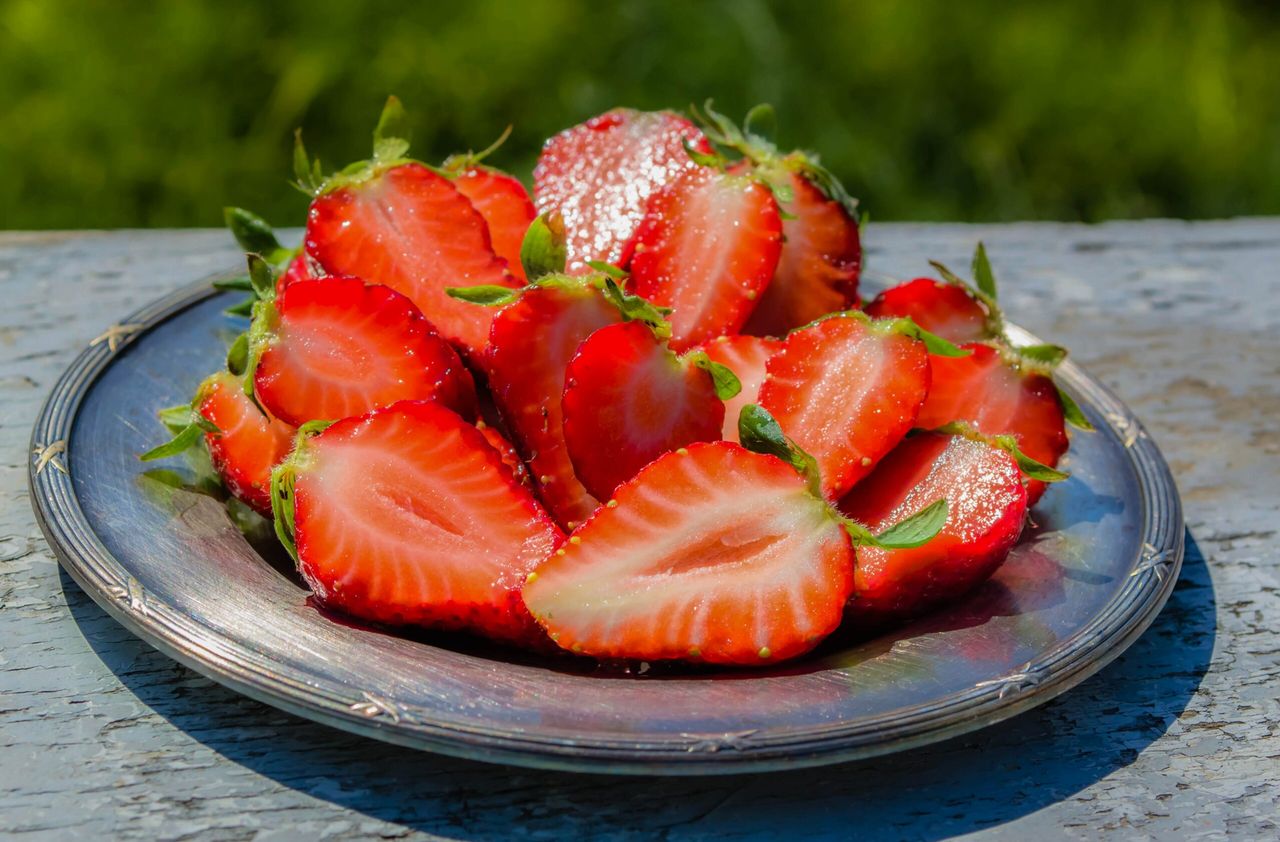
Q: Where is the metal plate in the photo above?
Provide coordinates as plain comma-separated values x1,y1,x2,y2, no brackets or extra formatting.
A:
29,274,1183,775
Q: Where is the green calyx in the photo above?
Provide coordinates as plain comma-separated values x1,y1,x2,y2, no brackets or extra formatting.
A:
686,351,742,401
270,419,334,562
139,377,222,462
441,125,513,174
218,208,300,316
520,212,568,280
294,96,418,198
593,275,672,337
808,309,971,358
236,253,282,412
929,242,1005,339
738,404,949,549
934,421,1070,483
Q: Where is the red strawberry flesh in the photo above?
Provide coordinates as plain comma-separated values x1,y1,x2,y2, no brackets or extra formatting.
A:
452,167,536,284
253,276,477,427
840,432,1028,623
698,334,782,442
291,400,562,642
758,315,930,500
864,278,991,344
628,167,783,350
196,371,296,516
534,108,710,272
523,442,853,665
562,321,725,500
305,162,516,358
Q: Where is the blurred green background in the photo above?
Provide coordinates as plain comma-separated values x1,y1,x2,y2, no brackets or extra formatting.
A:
3,0,1278,229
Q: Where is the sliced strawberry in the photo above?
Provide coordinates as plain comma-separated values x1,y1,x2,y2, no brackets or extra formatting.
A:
533,108,709,272
743,169,861,336
305,162,516,357
276,251,315,298
627,166,783,350
486,278,622,528
475,420,532,489
758,315,931,500
196,371,296,516
451,166,536,284
697,334,781,442
864,278,992,344
523,442,854,665
839,432,1027,624
562,321,727,500
279,400,562,643
915,343,1068,504
251,276,477,427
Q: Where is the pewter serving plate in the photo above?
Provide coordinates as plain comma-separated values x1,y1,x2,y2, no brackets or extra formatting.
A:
30,273,1183,775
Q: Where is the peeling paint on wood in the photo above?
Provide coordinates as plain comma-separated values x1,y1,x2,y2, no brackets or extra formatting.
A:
1,225,1277,840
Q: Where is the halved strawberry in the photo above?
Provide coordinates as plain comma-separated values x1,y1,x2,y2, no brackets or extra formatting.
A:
533,108,709,272
483,277,622,527
450,166,535,285
141,371,297,516
757,313,940,500
249,275,477,427
743,167,861,336
561,321,738,500
695,334,781,442
864,278,992,345
298,101,515,358
273,400,562,643
523,442,855,665
627,166,783,350
915,343,1068,505
839,431,1028,625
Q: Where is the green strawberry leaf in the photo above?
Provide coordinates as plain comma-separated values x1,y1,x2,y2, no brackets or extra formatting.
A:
224,297,256,318
597,277,672,337
292,129,325,195
270,461,298,561
246,254,276,300
971,241,998,301
738,404,822,497
870,499,950,549
584,260,628,280
223,207,283,258
520,212,568,279
688,352,742,400
683,137,724,169
1017,343,1069,367
139,423,205,462
157,403,196,433
743,103,777,145
1056,384,1095,431
213,275,254,292
442,125,512,172
890,317,972,358
226,332,249,376
372,95,411,163
445,285,522,307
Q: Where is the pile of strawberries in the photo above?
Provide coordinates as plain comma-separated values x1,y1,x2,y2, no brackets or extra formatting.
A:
145,99,1090,667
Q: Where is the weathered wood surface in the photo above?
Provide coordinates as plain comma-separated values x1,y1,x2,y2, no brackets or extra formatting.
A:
1,222,1276,840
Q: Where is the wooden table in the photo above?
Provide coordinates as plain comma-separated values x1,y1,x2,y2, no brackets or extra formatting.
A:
2,223,1276,840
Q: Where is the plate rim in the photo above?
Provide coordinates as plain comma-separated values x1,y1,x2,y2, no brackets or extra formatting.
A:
30,272,1185,775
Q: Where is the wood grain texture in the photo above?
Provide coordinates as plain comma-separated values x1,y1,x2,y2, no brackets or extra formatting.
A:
2,223,1277,840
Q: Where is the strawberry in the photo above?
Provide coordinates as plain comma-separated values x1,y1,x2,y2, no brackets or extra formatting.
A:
697,334,782,442
247,274,477,427
523,407,951,665
742,167,861,336
533,108,709,272
277,252,315,296
915,343,1069,505
475,420,532,489
523,441,855,665
300,99,517,358
863,278,992,344
141,370,296,516
626,165,783,349
839,431,1030,625
561,320,740,500
443,133,536,285
758,312,963,500
475,275,623,528
898,244,1091,504
271,400,563,643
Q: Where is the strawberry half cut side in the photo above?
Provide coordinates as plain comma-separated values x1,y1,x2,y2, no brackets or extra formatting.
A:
450,165,536,285
839,431,1028,626
561,321,738,500
249,275,477,427
758,313,938,500
627,165,783,350
698,334,782,442
522,441,854,665
743,168,861,336
533,108,710,272
916,343,1068,505
142,371,297,517
273,400,563,644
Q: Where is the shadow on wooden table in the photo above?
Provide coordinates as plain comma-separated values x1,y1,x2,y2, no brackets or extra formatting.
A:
63,531,1214,841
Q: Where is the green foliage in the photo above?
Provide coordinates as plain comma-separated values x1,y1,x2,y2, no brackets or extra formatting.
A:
2,0,1278,228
